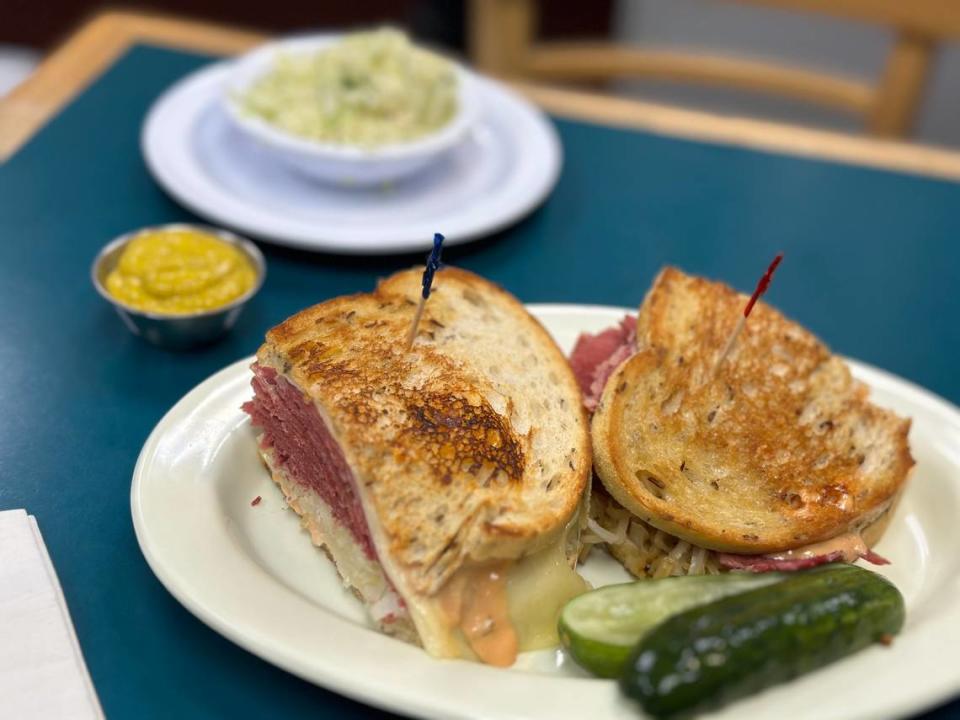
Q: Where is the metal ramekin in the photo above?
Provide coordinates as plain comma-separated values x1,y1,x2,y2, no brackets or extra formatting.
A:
91,224,266,350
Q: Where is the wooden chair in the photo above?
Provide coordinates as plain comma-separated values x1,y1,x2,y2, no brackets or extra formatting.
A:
469,0,960,138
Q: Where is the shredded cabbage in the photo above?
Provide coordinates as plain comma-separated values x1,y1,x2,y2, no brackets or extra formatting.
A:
589,485,723,577
238,29,458,147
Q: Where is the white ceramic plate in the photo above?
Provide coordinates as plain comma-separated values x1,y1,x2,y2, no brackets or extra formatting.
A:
131,305,960,720
141,61,562,254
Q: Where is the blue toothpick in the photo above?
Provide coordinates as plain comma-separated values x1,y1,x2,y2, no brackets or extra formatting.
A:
406,233,445,349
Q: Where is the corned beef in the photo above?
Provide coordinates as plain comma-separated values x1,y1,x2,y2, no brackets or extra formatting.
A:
569,315,637,412
716,548,889,573
243,363,376,559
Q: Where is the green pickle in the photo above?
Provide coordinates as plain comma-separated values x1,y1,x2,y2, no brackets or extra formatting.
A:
558,573,784,678
620,564,905,718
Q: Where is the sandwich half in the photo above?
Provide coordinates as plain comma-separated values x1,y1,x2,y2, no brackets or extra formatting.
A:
574,267,914,577
243,267,590,665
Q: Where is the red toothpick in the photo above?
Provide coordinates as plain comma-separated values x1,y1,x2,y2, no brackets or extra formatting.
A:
743,253,783,319
712,253,784,376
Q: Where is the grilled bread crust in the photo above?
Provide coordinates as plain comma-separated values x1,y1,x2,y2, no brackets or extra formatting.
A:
592,268,914,554
256,267,591,596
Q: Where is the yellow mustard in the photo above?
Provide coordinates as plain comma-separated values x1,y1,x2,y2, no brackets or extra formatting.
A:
105,228,256,315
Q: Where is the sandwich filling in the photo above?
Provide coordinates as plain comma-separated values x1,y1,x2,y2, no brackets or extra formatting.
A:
571,316,892,576
245,364,376,558
244,363,416,636
570,315,636,412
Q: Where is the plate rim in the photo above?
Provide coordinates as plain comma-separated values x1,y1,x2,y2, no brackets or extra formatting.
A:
131,303,960,720
140,60,563,255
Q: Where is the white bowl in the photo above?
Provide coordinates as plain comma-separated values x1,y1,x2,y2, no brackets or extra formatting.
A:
223,35,478,186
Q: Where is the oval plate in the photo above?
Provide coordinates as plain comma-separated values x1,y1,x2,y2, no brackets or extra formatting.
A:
131,305,960,720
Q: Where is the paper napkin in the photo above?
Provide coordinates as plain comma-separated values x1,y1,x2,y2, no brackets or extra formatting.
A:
0,509,103,719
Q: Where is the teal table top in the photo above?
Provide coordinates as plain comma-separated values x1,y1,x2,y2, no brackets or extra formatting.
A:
1,44,959,719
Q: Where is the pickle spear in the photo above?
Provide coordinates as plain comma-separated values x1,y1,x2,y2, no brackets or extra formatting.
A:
621,564,905,718
559,573,784,678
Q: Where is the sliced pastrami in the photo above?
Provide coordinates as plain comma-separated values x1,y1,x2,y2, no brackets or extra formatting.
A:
716,548,890,573
243,363,376,559
716,551,844,573
862,549,891,565
569,315,637,412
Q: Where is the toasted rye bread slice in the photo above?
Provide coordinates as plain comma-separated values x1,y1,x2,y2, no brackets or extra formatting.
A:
257,267,591,597
592,267,914,554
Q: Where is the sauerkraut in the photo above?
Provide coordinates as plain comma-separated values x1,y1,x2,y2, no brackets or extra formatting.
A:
584,484,723,577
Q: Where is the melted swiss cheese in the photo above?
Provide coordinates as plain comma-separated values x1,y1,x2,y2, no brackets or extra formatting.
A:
432,541,589,666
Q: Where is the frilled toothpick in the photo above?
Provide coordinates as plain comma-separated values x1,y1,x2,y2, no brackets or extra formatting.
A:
406,233,445,350
711,252,784,377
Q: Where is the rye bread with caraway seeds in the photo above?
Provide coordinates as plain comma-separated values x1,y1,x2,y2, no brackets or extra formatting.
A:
590,267,913,569
244,266,591,664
